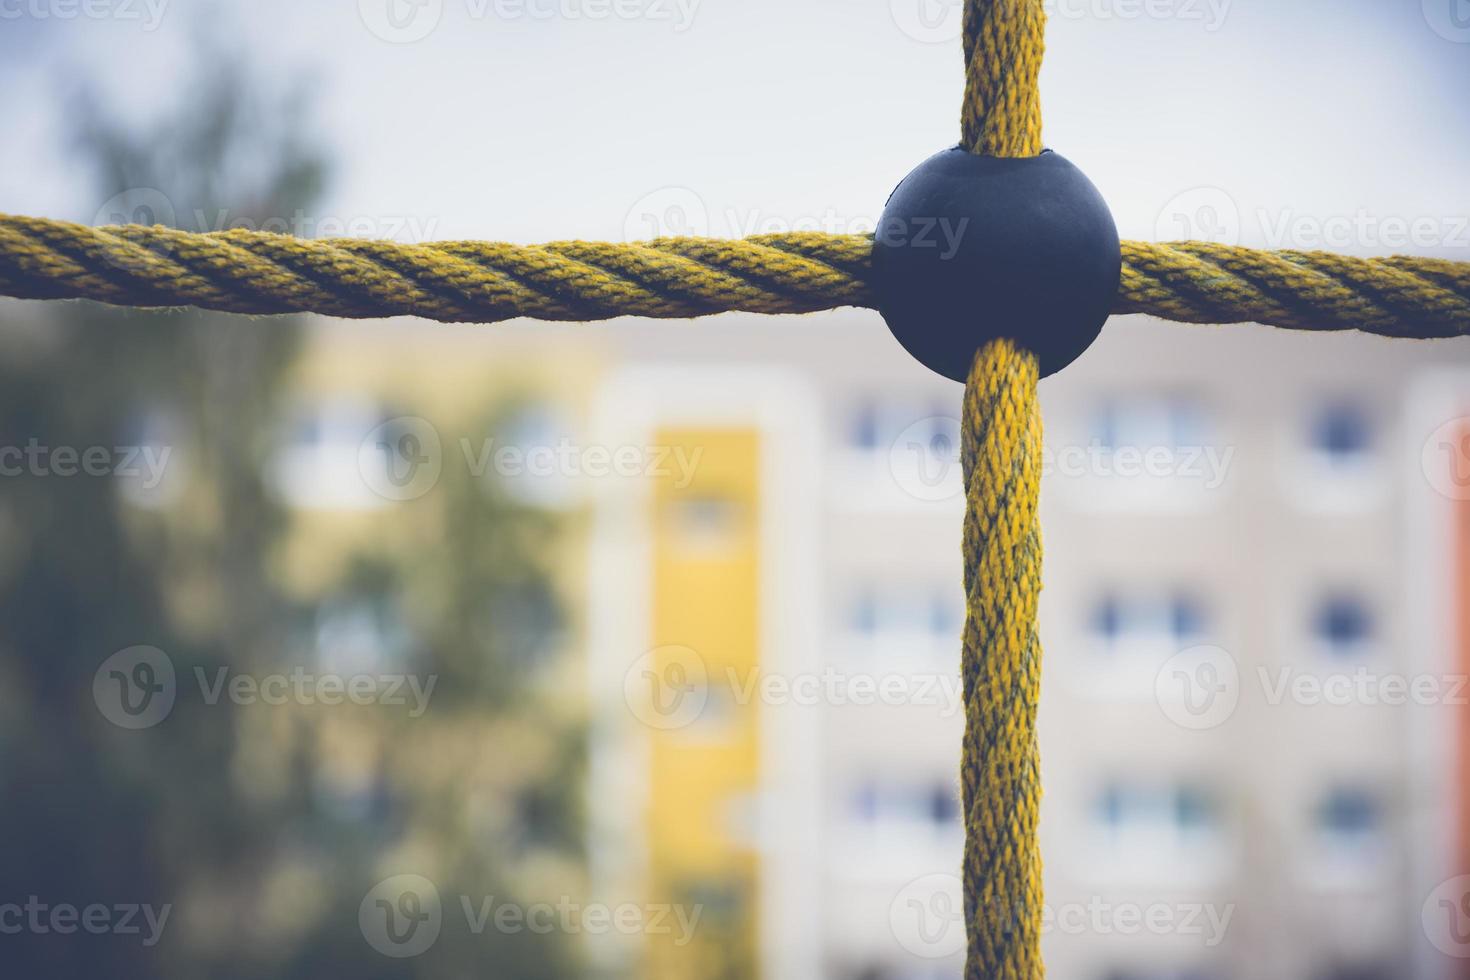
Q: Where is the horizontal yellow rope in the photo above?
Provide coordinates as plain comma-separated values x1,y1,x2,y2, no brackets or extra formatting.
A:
1,215,1467,338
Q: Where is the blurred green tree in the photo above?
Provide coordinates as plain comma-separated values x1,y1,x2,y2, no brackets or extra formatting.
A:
0,32,583,980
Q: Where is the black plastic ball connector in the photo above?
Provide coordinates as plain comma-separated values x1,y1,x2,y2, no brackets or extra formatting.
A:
872,147,1121,381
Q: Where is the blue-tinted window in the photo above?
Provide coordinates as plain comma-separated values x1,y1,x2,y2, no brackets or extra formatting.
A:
852,591,878,634
1092,595,1123,643
1318,787,1380,838
931,592,961,636
851,399,880,450
1176,787,1211,830
1315,595,1372,656
1090,397,1215,455
1171,595,1205,641
1312,402,1372,460
930,785,959,825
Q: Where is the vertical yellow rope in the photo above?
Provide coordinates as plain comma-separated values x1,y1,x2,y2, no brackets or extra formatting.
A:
961,340,1044,979
958,0,1048,974
962,0,1047,157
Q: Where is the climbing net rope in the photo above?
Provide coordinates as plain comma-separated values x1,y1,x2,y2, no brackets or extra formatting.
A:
1,1,1466,976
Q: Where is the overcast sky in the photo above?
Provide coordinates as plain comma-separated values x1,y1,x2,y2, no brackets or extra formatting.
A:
0,0,1466,257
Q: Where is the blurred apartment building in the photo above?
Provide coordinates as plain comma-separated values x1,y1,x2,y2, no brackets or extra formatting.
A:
88,302,1469,978
588,312,1470,980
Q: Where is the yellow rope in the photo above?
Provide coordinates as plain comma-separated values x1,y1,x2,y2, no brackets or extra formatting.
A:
962,339,1044,979
960,2,1045,977
962,0,1047,157
2,216,1466,338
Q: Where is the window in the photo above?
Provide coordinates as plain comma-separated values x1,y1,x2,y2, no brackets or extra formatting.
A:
487,582,564,670
1095,783,1221,841
845,584,964,660
1312,594,1373,659
1308,785,1389,885
1091,396,1213,455
1089,591,1208,654
491,403,582,508
850,398,881,451
930,591,961,636
662,496,745,556
1315,786,1382,850
115,405,186,508
272,396,398,510
852,589,879,635
1071,395,1230,508
315,596,410,675
851,779,960,835
1090,780,1229,881
1310,401,1373,465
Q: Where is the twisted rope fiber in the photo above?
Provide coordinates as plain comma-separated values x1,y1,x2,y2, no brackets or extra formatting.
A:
962,340,1044,979
963,0,1047,157
3,217,1467,337
0,215,873,323
959,2,1046,977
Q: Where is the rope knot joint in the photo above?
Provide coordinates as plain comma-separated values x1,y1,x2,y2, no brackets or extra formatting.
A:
872,147,1121,380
